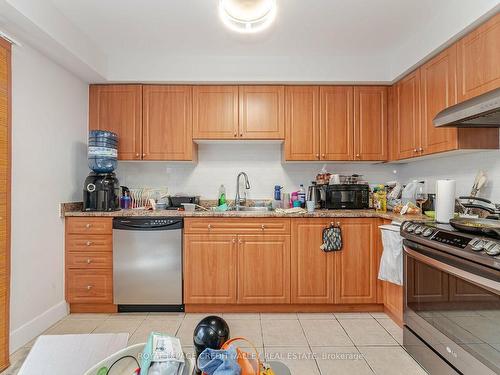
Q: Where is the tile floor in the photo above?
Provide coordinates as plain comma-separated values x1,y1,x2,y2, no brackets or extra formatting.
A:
1,312,427,374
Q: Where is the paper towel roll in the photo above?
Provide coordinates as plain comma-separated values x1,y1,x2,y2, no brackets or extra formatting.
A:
435,180,456,223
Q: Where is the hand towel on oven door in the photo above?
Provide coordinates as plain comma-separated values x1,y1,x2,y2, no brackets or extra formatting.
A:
378,222,403,285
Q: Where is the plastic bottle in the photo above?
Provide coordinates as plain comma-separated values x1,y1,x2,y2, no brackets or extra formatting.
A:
218,184,226,206
298,184,306,208
274,185,282,201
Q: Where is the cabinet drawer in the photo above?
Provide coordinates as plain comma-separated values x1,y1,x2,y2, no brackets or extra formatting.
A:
66,217,113,235
66,270,112,303
67,252,112,269
184,218,290,234
66,234,112,252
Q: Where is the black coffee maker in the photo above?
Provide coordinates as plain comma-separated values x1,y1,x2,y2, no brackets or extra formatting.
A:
83,172,120,211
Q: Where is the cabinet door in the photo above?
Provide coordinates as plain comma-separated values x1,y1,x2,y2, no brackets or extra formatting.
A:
420,46,458,155
239,86,284,139
354,86,387,161
284,86,320,161
237,235,290,304
320,86,354,160
89,85,142,160
142,85,195,160
457,13,500,102
193,86,238,139
183,235,237,304
334,219,377,304
395,71,420,160
291,219,334,304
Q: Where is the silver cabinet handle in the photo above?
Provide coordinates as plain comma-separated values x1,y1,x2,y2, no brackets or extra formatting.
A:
315,153,320,159
86,241,92,246
419,147,423,152
85,223,92,229
413,148,418,152
232,238,236,243
239,239,243,244
86,285,93,290
86,258,92,264
261,224,266,230
207,224,212,229
234,132,237,137
135,153,140,157
142,153,146,157
321,153,325,158
356,153,360,158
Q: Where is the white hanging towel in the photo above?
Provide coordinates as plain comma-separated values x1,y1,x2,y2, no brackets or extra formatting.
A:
378,222,403,286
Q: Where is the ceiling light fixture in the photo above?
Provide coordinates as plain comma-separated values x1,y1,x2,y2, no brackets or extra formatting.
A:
219,0,277,33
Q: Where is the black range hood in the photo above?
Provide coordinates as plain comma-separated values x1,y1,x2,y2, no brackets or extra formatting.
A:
433,87,500,127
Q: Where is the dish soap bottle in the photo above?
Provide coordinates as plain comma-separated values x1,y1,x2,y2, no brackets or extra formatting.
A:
218,184,226,206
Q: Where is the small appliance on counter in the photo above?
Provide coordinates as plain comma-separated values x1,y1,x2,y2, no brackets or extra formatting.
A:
167,195,200,210
307,182,326,209
322,184,370,209
83,172,120,211
83,130,120,212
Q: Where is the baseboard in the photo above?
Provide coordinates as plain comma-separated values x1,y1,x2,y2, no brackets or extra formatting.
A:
9,300,69,354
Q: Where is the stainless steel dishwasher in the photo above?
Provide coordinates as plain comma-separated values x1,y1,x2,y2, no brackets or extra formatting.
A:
113,217,183,312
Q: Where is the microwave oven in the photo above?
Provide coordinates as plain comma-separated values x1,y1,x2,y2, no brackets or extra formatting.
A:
322,184,370,209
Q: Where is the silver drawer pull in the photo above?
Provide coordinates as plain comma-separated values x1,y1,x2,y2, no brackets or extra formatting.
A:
261,224,265,230
86,258,92,264
207,224,212,229
85,223,92,229
86,241,93,246
86,285,93,290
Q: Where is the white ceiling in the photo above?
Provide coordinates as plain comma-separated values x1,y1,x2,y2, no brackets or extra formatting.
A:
2,0,500,82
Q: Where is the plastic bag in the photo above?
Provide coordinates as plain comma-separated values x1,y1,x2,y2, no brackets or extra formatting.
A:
378,224,403,285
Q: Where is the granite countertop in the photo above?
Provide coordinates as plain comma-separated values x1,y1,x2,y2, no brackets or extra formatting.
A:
63,203,427,223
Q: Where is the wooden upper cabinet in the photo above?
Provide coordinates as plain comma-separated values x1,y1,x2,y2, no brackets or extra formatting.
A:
395,70,421,160
320,86,354,160
354,86,387,161
457,13,500,102
89,85,142,160
239,86,284,139
334,219,378,304
284,86,320,161
420,46,458,155
237,235,290,304
142,86,195,161
291,219,334,304
193,86,238,139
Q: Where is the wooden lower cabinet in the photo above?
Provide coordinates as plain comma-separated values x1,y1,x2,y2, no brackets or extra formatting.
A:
334,219,378,304
237,235,290,304
65,217,115,312
183,234,238,304
291,219,334,304
184,218,385,309
66,270,113,304
383,281,403,325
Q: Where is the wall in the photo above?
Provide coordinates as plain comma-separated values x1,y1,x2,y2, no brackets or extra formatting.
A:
399,150,500,203
118,144,500,205
9,42,88,352
117,143,400,199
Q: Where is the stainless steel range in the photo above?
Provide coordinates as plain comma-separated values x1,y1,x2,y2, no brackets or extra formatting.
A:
401,221,500,375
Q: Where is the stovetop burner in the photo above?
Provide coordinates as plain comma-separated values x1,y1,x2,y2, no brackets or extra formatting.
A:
401,221,500,270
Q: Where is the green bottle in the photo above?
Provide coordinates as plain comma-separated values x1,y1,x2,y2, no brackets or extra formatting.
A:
218,184,226,206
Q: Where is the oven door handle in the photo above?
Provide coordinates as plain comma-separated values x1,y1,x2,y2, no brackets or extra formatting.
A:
404,246,500,294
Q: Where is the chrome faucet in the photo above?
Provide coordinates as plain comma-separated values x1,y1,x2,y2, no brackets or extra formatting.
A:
235,172,251,210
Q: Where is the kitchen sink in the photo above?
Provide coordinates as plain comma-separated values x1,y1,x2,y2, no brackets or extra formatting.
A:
235,206,272,212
